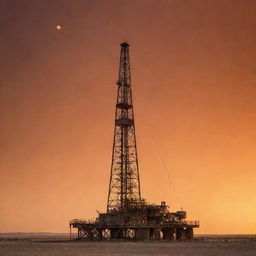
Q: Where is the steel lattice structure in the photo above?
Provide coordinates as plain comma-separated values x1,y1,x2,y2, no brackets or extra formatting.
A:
70,42,199,241
107,42,141,212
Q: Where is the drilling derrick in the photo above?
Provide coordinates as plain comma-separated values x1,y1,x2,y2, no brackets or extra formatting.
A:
107,42,141,212
70,42,200,241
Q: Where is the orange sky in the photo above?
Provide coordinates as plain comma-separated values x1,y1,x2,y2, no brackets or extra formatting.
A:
1,0,256,234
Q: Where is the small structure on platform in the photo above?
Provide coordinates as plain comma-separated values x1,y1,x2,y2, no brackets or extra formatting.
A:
70,42,199,241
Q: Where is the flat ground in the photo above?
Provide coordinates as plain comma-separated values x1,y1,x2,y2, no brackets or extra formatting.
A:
0,235,255,256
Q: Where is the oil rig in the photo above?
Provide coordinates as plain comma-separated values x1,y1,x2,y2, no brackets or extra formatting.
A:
70,42,199,241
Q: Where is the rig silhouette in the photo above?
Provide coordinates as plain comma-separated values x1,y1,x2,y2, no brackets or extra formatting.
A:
70,42,199,241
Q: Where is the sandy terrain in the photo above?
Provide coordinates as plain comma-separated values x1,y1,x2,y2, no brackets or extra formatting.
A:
0,235,255,256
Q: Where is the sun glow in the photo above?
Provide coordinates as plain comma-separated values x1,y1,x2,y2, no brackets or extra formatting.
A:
56,25,62,30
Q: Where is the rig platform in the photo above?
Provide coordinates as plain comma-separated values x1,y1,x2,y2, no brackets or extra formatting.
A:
70,42,199,241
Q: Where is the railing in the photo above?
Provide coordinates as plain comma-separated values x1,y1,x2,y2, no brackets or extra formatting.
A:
181,220,200,226
161,219,200,227
70,219,97,225
70,218,200,227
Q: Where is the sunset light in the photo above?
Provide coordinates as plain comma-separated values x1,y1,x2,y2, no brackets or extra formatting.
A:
1,2,256,254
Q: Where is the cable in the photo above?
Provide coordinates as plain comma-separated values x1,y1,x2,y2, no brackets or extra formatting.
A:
150,137,183,210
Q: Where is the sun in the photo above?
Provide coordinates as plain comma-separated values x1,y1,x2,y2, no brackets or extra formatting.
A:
56,25,62,30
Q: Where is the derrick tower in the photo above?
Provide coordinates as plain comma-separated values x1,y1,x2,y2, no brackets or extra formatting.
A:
107,42,141,212
70,42,200,241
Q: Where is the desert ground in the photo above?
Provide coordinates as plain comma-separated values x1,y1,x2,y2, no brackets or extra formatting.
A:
0,234,255,256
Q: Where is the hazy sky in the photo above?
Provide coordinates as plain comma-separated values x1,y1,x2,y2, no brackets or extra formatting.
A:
1,0,256,234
